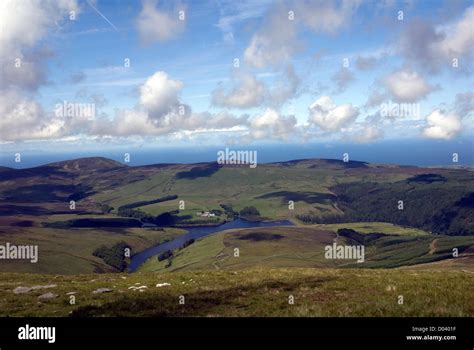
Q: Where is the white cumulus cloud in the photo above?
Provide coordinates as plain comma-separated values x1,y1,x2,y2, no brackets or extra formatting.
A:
212,66,300,109
90,70,248,138
422,110,462,140
212,74,265,109
247,108,297,141
399,6,474,72
139,71,183,119
384,69,436,102
244,0,360,68
136,0,185,44
354,125,384,143
0,0,79,142
308,96,359,131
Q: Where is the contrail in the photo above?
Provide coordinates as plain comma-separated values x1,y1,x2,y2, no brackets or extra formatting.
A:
86,0,119,32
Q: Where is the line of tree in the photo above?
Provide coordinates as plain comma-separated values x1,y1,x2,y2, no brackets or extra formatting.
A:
239,206,261,218
117,194,178,211
179,238,195,250
93,241,130,272
156,238,196,269
157,250,173,262
297,181,473,236
220,204,238,220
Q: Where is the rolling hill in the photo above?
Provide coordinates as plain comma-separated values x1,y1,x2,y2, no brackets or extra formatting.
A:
0,157,473,274
0,157,472,316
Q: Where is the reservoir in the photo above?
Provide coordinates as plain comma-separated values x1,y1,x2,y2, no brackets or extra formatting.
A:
128,218,294,272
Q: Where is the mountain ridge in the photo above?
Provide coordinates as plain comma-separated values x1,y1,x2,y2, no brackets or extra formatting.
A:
0,156,451,171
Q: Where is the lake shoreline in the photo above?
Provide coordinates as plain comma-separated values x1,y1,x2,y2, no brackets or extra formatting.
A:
128,218,295,272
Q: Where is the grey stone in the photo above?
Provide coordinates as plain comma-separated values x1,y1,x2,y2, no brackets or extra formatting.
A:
13,286,31,294
31,284,57,290
92,288,113,294
38,292,58,300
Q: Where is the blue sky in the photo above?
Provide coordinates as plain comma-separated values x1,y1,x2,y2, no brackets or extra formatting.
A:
0,0,473,157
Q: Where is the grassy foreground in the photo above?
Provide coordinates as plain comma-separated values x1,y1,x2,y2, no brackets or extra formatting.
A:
0,268,472,317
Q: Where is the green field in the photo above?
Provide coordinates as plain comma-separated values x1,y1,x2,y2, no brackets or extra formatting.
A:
91,162,383,220
306,222,429,236
89,160,473,236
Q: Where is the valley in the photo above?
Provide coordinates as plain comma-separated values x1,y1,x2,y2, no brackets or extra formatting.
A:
0,157,472,316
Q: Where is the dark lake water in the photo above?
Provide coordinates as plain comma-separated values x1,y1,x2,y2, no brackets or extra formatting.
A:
128,218,294,272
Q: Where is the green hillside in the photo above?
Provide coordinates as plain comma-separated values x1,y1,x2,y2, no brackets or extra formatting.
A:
139,225,474,273
0,268,472,317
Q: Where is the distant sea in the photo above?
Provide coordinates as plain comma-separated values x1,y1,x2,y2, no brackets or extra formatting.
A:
0,139,472,169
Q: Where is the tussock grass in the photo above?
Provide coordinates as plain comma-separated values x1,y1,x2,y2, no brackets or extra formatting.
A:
0,268,472,317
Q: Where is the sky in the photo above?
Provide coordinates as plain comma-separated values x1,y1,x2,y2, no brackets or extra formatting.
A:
0,0,473,161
